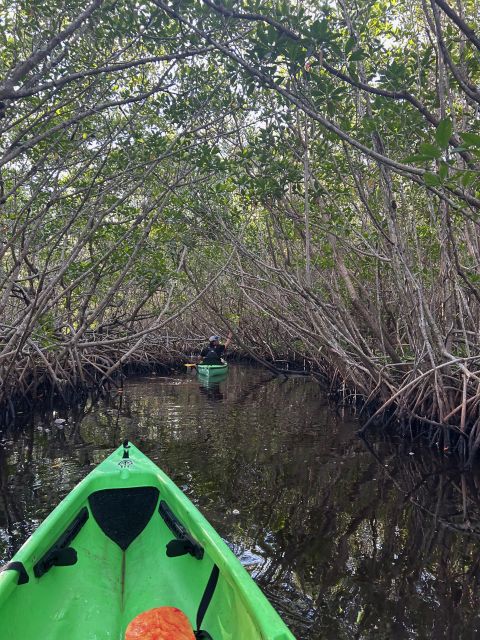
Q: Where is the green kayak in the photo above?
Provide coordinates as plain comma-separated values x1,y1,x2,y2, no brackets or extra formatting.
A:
196,363,228,378
0,442,294,639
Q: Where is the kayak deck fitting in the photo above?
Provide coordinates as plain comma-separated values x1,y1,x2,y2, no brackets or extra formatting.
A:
0,442,294,639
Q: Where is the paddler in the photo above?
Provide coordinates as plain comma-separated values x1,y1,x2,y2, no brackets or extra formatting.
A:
199,332,232,365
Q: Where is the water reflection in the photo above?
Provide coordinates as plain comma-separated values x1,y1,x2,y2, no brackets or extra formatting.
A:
1,366,480,638
197,371,227,401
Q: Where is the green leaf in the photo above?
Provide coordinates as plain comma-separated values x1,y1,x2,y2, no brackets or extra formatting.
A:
461,132,480,147
348,63,359,81
311,19,329,41
438,161,448,180
419,142,441,159
267,24,277,42
421,45,433,66
256,25,269,45
356,608,365,625
350,49,366,61
403,153,435,163
435,118,452,148
284,40,304,62
461,170,477,187
327,101,336,116
345,35,355,55
424,171,441,186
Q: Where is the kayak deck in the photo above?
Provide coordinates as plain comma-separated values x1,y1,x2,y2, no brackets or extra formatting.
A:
0,443,294,639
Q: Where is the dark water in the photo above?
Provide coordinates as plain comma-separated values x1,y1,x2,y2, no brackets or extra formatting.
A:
1,365,480,639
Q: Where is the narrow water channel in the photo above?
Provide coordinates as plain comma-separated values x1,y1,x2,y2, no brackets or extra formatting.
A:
1,364,480,639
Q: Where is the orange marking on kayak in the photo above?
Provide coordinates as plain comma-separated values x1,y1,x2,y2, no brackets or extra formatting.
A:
125,607,195,639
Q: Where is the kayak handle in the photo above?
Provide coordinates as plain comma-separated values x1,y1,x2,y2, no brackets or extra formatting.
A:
34,507,89,578
159,501,204,560
167,538,200,559
0,561,29,585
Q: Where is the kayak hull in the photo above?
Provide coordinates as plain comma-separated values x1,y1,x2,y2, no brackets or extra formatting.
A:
198,371,228,388
196,363,228,378
0,443,294,640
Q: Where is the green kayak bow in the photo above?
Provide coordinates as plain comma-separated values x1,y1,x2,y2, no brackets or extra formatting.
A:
0,442,294,639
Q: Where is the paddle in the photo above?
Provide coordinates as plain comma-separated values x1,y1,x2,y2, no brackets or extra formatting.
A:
184,363,197,368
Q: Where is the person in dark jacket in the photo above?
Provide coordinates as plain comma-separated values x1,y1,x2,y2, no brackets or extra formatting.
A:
199,332,232,364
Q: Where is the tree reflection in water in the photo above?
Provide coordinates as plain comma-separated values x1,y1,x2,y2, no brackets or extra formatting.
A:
1,365,480,639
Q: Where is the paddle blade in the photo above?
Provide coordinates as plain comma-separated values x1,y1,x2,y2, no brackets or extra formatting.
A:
184,364,196,367
125,607,195,639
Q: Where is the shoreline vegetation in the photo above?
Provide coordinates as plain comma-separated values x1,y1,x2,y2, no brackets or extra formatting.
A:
1,1,480,459
0,343,314,423
0,342,472,462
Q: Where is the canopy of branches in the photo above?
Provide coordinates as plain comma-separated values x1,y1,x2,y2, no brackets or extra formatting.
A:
1,0,480,453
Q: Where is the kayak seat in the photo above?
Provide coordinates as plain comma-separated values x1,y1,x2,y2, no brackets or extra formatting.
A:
88,486,159,550
33,507,89,578
159,500,204,560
